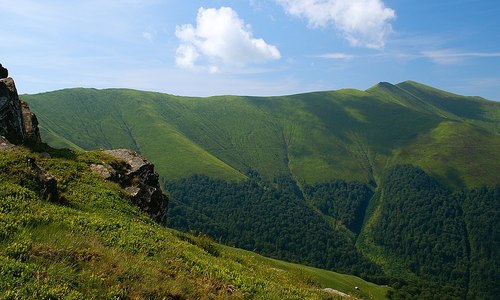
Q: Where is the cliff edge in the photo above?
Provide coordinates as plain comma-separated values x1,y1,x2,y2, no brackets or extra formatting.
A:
0,76,40,144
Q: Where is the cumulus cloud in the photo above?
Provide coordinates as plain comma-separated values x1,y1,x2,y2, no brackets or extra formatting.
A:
175,7,281,71
176,45,200,68
276,0,395,49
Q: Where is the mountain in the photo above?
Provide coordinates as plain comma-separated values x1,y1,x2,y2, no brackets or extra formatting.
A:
1,72,389,299
22,81,500,299
23,81,500,187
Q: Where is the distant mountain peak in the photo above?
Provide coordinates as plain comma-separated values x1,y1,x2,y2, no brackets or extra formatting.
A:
376,81,394,88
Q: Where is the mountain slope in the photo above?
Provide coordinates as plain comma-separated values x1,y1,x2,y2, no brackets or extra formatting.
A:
24,89,246,181
23,82,500,187
396,81,500,133
22,82,500,298
0,143,388,299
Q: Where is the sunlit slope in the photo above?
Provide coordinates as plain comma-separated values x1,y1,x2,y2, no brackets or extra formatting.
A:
391,121,500,188
0,145,389,299
24,81,500,186
396,80,500,133
366,82,500,187
24,89,246,181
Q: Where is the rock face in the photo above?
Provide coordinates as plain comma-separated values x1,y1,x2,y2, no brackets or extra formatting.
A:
0,64,7,79
0,77,25,143
21,100,41,143
0,74,41,144
92,149,169,224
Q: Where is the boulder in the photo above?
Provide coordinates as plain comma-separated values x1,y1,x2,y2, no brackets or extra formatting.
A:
92,149,169,224
21,100,41,143
0,76,41,144
0,77,25,143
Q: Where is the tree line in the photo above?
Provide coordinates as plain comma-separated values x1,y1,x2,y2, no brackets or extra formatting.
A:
165,166,499,299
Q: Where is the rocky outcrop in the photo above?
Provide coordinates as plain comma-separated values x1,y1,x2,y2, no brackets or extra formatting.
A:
21,100,41,143
91,149,168,224
0,71,41,144
0,64,7,79
0,77,25,143
0,66,56,202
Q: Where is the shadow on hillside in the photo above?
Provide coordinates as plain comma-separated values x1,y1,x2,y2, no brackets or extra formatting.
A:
25,141,77,160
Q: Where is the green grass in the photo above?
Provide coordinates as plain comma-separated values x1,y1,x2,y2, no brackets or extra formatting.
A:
24,81,500,187
24,89,246,181
391,121,500,188
252,255,390,300
0,145,387,299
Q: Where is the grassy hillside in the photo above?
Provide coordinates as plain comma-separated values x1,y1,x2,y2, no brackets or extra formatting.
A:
20,82,500,298
0,143,389,299
23,81,500,187
392,121,500,188
24,89,246,181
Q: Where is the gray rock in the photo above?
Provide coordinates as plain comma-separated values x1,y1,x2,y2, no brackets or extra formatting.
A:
322,288,349,297
21,100,41,143
92,149,169,224
0,77,41,144
0,78,25,143
90,163,112,179
0,135,15,150
0,64,7,79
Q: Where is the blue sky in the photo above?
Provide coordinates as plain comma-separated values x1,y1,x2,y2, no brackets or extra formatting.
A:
1,0,499,100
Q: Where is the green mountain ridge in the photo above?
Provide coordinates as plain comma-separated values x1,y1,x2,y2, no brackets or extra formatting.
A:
23,81,500,187
21,81,500,299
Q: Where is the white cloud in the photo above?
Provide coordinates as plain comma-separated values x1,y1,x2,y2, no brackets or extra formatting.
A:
422,50,500,65
317,52,354,59
175,45,200,68
276,0,395,49
175,7,281,71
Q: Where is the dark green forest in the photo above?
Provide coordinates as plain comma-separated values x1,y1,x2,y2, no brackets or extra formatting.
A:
373,165,469,287
166,172,381,277
303,181,373,233
459,187,500,299
370,165,469,299
166,166,500,299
